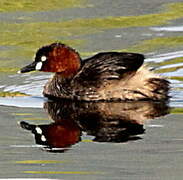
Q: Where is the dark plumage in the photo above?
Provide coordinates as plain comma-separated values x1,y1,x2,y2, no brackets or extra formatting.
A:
19,43,170,101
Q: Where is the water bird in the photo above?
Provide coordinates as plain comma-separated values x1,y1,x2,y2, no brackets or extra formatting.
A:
19,43,169,101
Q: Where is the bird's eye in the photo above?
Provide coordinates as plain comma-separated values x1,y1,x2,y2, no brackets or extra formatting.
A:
41,56,47,62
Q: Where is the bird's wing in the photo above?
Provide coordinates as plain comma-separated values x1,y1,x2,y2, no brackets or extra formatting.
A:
72,52,144,85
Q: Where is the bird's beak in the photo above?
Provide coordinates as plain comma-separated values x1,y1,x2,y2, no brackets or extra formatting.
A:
18,61,37,73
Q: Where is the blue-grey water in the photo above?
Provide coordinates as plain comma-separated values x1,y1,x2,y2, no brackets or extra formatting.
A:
0,0,183,179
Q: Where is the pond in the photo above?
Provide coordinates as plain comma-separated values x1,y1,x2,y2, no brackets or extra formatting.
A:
0,0,183,179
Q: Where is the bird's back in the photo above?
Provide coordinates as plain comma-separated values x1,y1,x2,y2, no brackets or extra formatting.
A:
44,52,169,101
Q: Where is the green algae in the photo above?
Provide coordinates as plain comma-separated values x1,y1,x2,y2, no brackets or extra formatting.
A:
169,76,183,81
81,36,183,58
0,67,19,73
23,170,104,175
0,91,28,97
0,22,88,47
171,108,183,114
156,57,183,67
15,160,66,164
53,2,183,30
0,0,88,12
0,38,85,68
1,2,183,70
125,36,183,53
152,56,183,75
155,65,183,74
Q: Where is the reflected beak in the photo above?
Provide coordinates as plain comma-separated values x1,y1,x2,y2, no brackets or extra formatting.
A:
18,61,37,73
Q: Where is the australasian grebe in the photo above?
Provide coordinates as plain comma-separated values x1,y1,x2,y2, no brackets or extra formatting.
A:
19,43,169,101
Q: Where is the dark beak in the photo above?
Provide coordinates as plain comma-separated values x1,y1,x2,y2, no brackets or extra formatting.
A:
18,61,37,73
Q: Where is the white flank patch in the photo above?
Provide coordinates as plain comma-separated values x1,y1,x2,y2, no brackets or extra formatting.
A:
35,127,42,134
41,56,47,61
41,135,46,142
35,62,43,70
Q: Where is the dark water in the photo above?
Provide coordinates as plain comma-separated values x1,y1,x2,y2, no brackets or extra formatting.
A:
0,0,183,179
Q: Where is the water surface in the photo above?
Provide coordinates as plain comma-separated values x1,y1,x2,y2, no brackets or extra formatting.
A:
0,0,183,179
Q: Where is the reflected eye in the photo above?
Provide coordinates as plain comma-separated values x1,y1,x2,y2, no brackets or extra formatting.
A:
41,56,47,62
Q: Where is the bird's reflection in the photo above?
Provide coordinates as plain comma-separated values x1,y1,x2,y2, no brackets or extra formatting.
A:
20,100,170,152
